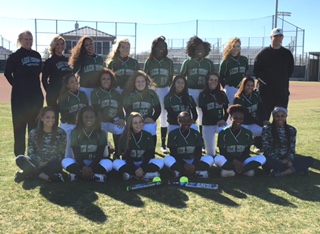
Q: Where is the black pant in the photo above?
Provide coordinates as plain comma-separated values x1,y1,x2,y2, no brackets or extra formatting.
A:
260,87,289,120
16,155,62,177
263,156,314,174
11,89,43,156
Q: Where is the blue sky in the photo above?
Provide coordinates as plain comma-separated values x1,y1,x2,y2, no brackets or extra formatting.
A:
0,0,319,54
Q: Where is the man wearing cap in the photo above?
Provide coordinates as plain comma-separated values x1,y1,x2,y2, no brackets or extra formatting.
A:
253,28,294,119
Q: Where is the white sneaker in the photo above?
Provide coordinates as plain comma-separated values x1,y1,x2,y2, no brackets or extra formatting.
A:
69,173,77,182
161,146,169,154
243,170,255,177
143,172,160,180
93,174,106,182
196,170,209,178
122,172,132,181
173,170,180,178
220,169,236,177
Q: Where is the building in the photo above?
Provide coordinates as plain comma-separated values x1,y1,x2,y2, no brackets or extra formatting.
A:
60,26,116,57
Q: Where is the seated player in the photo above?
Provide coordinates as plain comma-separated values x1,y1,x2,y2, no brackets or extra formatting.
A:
61,106,113,182
262,107,313,177
112,112,164,181
164,111,214,178
215,104,266,177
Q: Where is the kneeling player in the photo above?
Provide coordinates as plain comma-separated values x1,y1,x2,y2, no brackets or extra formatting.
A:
215,104,266,177
164,111,214,178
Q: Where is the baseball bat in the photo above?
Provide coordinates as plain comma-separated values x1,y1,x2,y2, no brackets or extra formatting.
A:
126,181,162,191
168,181,218,190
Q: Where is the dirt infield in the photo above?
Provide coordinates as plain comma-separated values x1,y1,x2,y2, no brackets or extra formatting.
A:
0,74,320,103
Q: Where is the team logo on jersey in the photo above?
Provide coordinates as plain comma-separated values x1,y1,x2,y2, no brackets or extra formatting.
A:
130,149,145,158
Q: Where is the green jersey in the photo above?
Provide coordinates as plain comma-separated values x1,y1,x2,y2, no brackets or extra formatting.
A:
70,128,107,161
59,90,88,124
180,58,215,89
122,90,160,120
107,57,139,89
218,126,253,159
164,93,197,125
144,57,174,87
234,90,263,124
219,55,248,87
168,128,202,160
73,54,104,88
198,90,229,125
119,130,155,162
91,87,123,122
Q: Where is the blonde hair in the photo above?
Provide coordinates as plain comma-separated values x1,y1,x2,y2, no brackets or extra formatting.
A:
17,30,33,47
222,37,241,60
106,39,130,65
49,36,66,55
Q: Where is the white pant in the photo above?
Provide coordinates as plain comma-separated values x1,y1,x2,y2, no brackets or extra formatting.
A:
188,88,202,125
61,157,113,172
168,124,198,133
202,125,226,156
79,87,93,105
101,121,124,135
224,85,238,105
242,124,263,137
143,123,157,136
60,123,76,158
215,154,266,168
112,158,164,171
164,155,214,168
155,87,169,128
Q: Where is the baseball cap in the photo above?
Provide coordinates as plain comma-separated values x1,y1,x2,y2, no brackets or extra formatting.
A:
271,28,283,36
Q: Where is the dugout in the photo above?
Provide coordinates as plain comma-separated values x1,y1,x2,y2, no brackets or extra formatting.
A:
306,52,320,81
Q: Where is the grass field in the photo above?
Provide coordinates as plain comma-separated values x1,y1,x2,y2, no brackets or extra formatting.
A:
0,84,320,233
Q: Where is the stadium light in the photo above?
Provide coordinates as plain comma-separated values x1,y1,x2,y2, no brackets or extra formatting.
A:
277,11,291,30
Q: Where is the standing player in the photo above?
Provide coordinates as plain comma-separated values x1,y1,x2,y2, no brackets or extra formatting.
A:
61,106,113,182
198,72,229,156
144,36,174,154
113,112,164,181
122,70,161,144
215,105,266,177
164,75,198,133
91,68,125,159
164,111,214,178
219,37,248,105
180,36,214,139
4,30,43,156
58,73,88,158
106,39,139,93
68,36,104,103
253,28,294,119
42,35,72,115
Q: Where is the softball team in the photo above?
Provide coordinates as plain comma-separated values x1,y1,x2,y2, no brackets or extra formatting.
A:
10,32,313,184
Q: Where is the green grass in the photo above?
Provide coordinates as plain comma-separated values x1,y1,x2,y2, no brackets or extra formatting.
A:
0,99,320,233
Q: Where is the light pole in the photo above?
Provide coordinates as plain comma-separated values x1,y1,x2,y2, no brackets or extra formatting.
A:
75,21,79,43
277,11,291,30
274,0,278,28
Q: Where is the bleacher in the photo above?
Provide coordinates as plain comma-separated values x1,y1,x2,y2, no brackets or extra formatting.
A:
0,46,12,71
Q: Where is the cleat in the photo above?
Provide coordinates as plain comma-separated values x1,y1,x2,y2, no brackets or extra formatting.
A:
195,170,209,178
220,169,236,177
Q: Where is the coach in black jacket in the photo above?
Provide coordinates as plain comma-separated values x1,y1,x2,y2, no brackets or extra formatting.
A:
4,30,43,156
253,28,294,119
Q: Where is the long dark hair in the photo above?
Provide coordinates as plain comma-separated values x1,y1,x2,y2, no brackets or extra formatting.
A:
94,68,117,89
35,107,58,148
234,76,255,99
167,74,190,106
148,36,168,60
203,72,224,104
271,117,291,144
59,73,77,97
